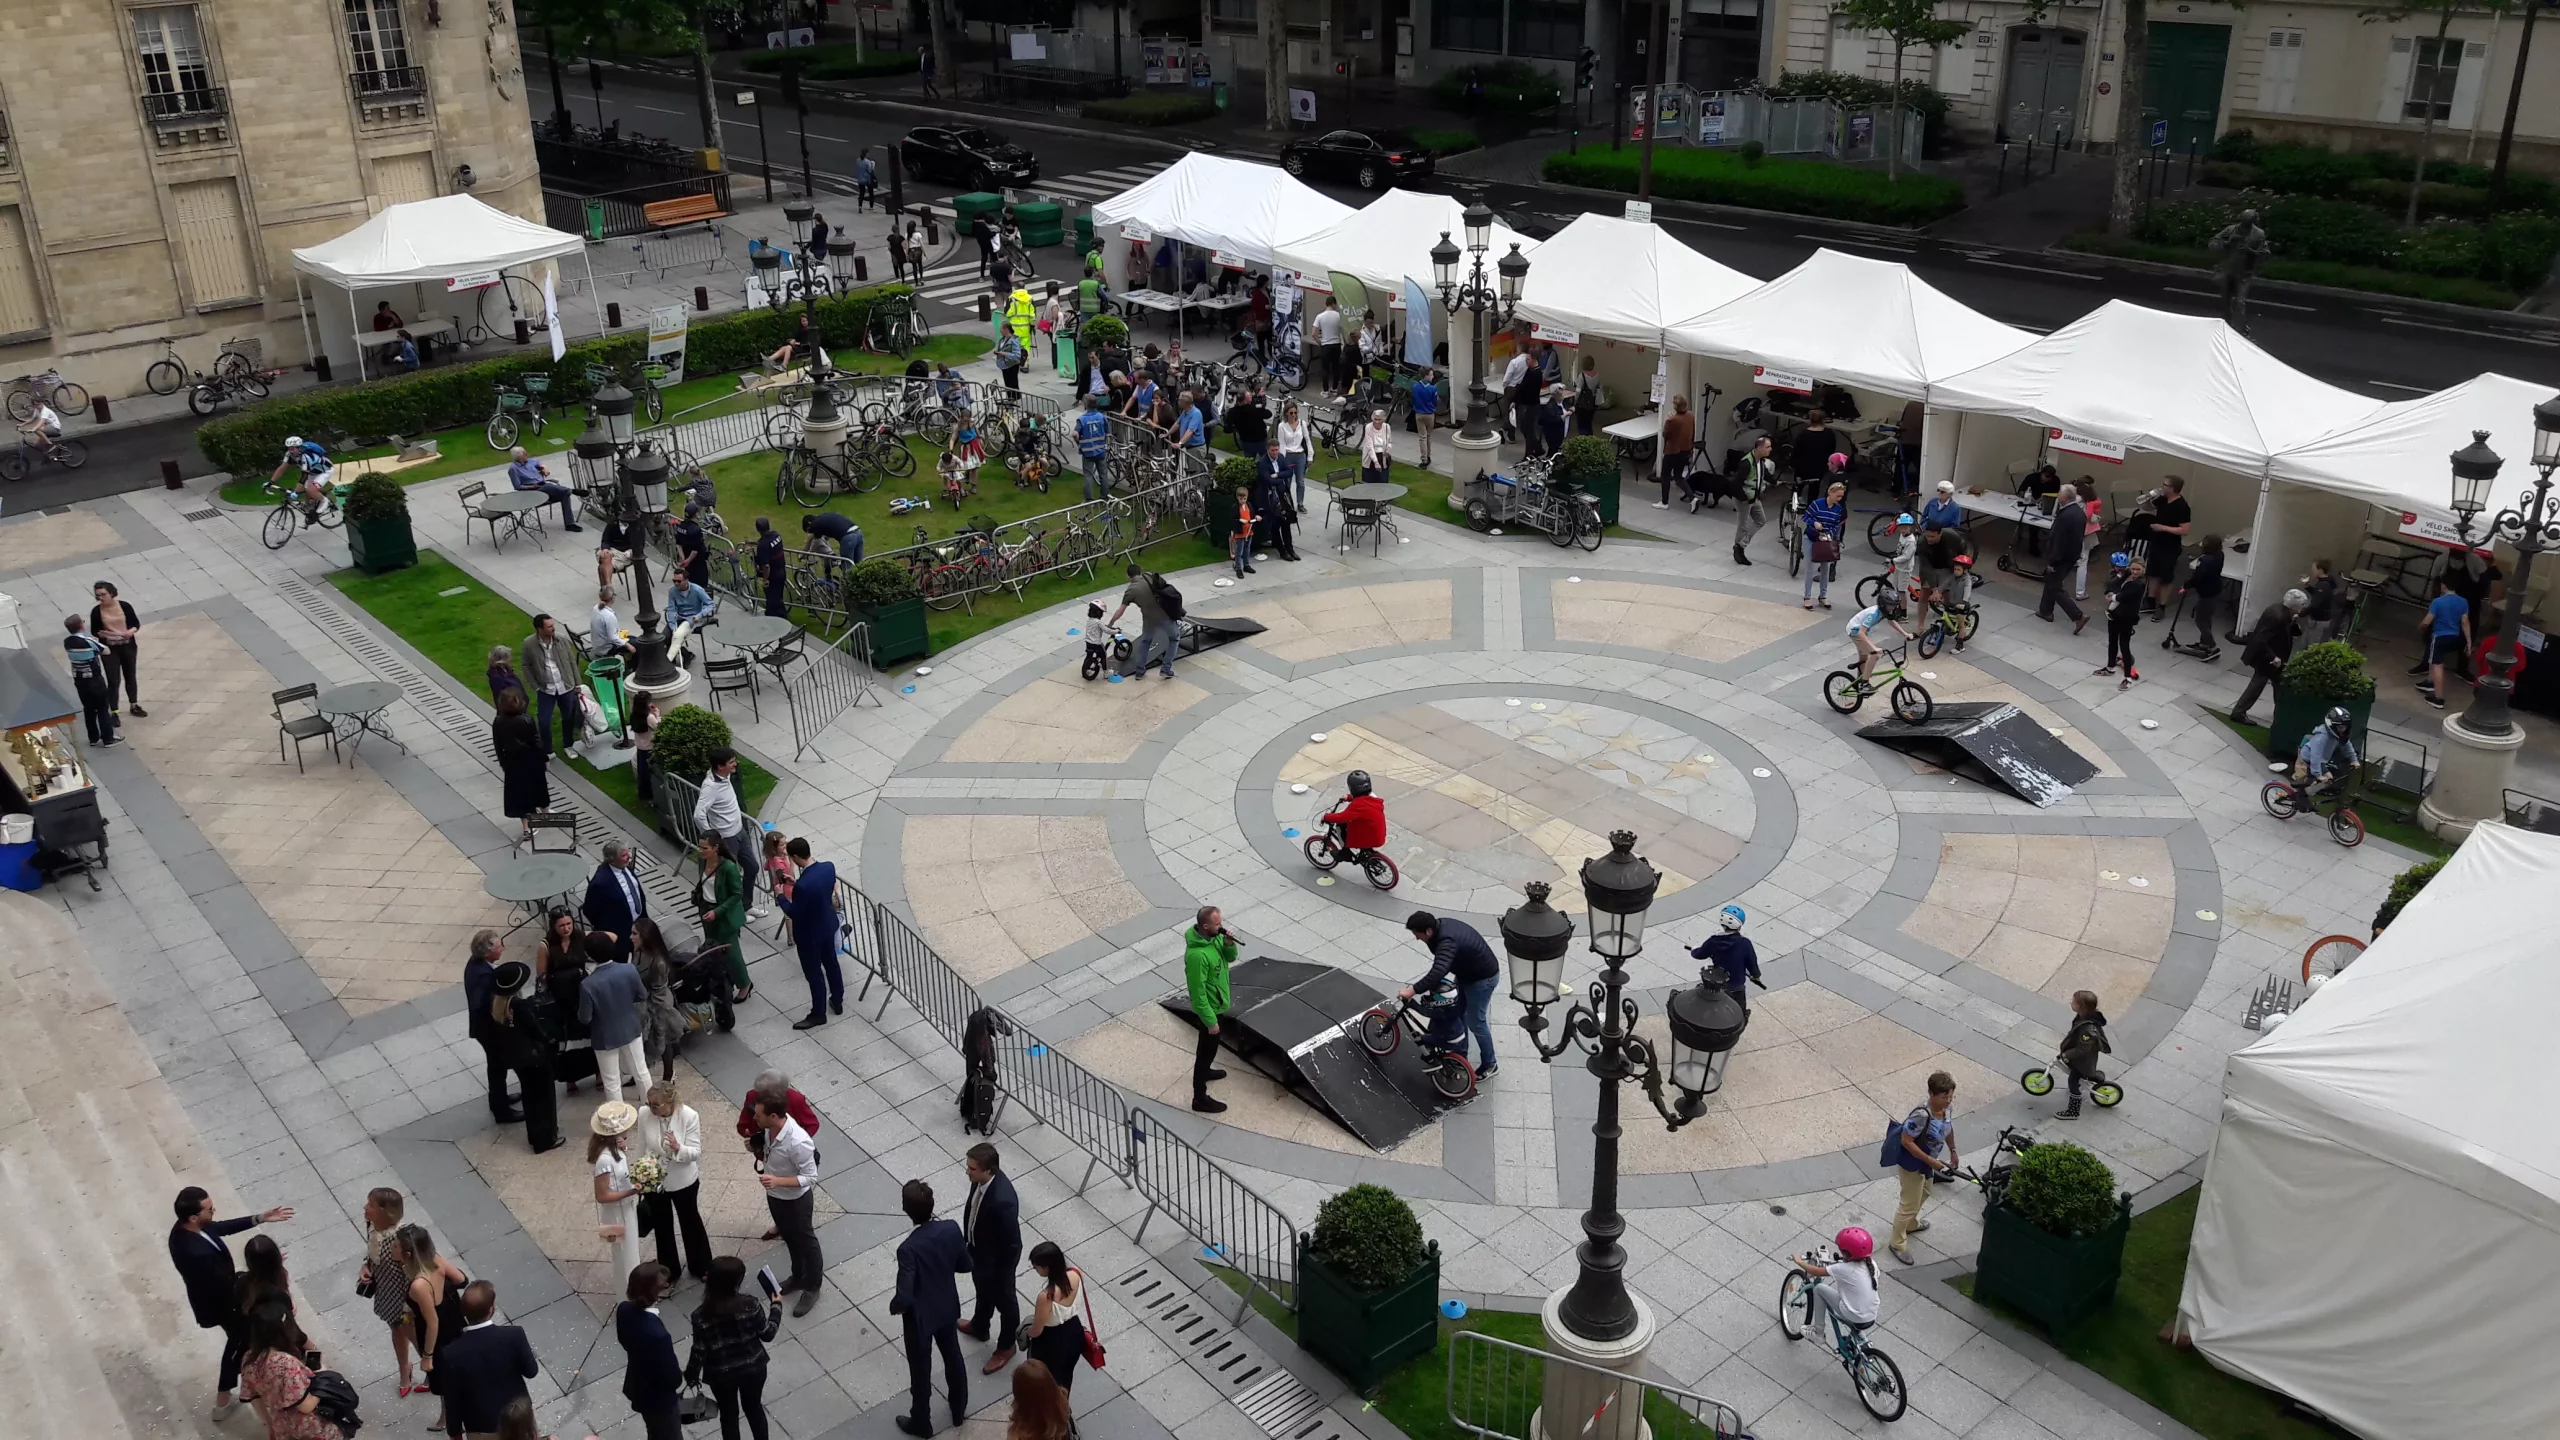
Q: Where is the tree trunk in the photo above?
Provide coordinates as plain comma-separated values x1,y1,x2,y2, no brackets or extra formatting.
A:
2107,0,2151,237
929,0,957,96
1260,0,1287,130
2493,0,2541,198
691,28,724,156
1888,46,1905,180
1638,0,1667,201
2407,6,2457,231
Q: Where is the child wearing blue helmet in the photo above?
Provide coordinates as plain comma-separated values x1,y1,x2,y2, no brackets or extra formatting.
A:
1688,905,1764,1010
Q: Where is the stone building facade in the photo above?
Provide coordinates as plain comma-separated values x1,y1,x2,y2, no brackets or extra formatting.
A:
0,0,540,397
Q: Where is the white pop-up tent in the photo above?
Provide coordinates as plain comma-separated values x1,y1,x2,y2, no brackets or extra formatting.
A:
1514,213,1756,345
291,194,600,379
2176,822,2560,1439
1272,189,1542,309
1089,152,1353,271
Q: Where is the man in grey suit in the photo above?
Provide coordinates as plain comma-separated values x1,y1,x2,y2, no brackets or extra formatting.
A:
889,1179,974,1437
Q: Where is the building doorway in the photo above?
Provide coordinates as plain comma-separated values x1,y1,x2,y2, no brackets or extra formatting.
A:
1998,26,2086,145
2144,21,2232,155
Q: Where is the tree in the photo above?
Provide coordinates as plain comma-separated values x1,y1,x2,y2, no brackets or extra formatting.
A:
2108,0,2150,236
525,0,721,155
927,0,959,97
1259,0,1287,131
2490,0,2544,199
1830,0,1969,179
2377,0,2516,229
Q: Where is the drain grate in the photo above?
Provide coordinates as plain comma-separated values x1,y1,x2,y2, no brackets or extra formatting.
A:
180,508,221,522
1107,1264,1355,1440
1234,1372,1339,1440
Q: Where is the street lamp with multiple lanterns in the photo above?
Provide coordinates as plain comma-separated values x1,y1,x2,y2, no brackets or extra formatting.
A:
1431,202,1532,450
574,378,685,698
1499,832,1750,1348
2445,394,2560,738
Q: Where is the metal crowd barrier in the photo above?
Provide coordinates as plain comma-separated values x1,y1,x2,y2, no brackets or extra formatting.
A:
775,622,878,762
1446,1330,1751,1440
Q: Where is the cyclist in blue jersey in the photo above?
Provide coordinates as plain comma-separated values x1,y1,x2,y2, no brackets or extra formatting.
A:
1075,396,1112,501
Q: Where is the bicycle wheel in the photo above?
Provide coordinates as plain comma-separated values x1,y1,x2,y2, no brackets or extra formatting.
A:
1776,1271,1812,1340
641,386,664,424
1854,573,1886,608
481,274,546,335
2260,781,2300,820
1361,851,1400,891
240,371,271,400
1890,680,1932,725
1356,1009,1399,1057
1917,623,1945,660
2329,805,2366,847
261,503,297,550
1574,502,1603,551
788,453,834,508
875,437,918,479
486,413,518,451
2020,1068,2055,1096
1081,646,1103,681
50,438,85,469
1854,1346,1909,1422
3,388,32,423
51,381,89,413
146,358,187,395
2301,934,2366,985
1867,511,1898,556
214,349,257,384
2091,1081,2125,1108
1303,833,1341,871
1950,605,1981,644
920,563,972,610
1788,532,1804,577
1427,1050,1476,1101
1547,508,1578,548
1822,671,1865,715
0,449,26,482
188,383,224,418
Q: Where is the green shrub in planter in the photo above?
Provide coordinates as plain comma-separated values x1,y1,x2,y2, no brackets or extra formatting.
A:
1079,315,1128,355
1300,1185,1437,1390
2268,640,2375,762
342,472,417,574
1975,1141,2131,1333
1550,434,1623,526
844,557,931,667
651,704,733,791
2374,854,2447,932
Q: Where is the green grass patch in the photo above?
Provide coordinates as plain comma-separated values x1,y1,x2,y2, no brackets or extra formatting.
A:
2059,234,2523,310
1082,93,1217,127
1545,146,1964,227
2206,709,2450,857
1952,1188,2335,1440
739,43,919,80
327,551,778,833
1410,128,1482,158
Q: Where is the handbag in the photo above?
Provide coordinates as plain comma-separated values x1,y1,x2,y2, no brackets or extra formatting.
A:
355,1268,375,1300
1079,1282,1108,1370
1811,536,1840,565
678,1387,719,1424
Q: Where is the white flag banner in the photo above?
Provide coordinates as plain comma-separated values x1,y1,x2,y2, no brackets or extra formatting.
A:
544,272,566,361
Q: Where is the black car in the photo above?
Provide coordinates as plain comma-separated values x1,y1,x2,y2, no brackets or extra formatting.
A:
1279,129,1435,191
898,125,1040,190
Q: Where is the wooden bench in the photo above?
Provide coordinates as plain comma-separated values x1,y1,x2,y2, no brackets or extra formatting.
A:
642,193,728,231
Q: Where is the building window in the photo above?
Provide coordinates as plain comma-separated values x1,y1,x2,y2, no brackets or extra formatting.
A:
1509,0,1581,59
1210,0,1255,26
132,5,218,109
344,0,412,78
1434,0,1504,54
2404,35,2461,122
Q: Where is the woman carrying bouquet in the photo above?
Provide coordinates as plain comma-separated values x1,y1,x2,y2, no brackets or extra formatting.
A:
637,1081,712,1281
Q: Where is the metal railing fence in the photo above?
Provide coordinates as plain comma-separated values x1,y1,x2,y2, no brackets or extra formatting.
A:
775,622,878,762
1446,1331,1750,1440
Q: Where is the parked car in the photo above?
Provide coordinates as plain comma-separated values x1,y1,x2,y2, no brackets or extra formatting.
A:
898,125,1040,190
1279,129,1436,191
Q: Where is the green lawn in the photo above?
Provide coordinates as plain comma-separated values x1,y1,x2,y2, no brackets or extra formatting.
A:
2206,709,2451,857
1952,1188,2336,1440
327,551,778,834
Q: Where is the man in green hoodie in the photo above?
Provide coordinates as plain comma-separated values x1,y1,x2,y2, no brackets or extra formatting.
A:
1184,905,1237,1113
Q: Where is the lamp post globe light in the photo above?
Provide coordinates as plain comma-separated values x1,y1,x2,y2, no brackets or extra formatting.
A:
1434,202,1530,454
2423,395,2560,838
1502,832,1749,1440
592,375,638,449
618,440,690,700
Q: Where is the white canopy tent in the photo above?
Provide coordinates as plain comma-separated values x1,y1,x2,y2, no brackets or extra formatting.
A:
1514,213,1756,345
1927,301,2384,607
291,195,600,380
1088,152,1353,272
2176,822,2560,1439
1272,189,1543,309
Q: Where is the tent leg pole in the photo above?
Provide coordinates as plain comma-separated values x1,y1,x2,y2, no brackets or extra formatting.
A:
352,286,368,383
586,251,607,337
297,274,317,374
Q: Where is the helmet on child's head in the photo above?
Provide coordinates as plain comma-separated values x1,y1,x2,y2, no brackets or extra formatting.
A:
1836,1227,1876,1260
1954,554,1974,569
1718,905,1746,932
2324,705,2353,739
1346,769,1374,797
1879,588,1908,619
1896,512,1915,527
2110,551,2130,568
1827,453,1848,473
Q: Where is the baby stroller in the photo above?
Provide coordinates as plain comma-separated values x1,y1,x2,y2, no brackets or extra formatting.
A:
670,944,737,1038
957,1006,1015,1135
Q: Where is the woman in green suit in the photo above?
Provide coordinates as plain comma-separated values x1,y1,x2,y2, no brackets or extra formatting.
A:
694,833,750,1002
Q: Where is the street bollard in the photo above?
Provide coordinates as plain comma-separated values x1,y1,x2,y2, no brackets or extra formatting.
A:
607,301,623,329
1996,142,2010,195
161,459,183,490
854,255,868,282
513,318,530,345
695,285,710,311
314,355,332,382
977,293,991,322
927,216,940,246
92,396,111,425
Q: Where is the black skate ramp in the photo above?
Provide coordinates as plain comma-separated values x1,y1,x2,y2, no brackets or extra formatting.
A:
1857,701,2098,807
1158,956,1468,1151
1180,614,1267,655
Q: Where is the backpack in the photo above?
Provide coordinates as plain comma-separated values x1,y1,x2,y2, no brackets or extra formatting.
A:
1147,572,1185,621
305,1370,363,1436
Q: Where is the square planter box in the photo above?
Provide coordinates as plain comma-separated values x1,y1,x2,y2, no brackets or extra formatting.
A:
2265,684,2373,763
1297,1239,1439,1392
347,515,418,575
1974,1195,2131,1334
857,596,931,667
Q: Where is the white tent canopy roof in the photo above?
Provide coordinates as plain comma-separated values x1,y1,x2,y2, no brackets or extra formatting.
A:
2270,371,2560,522
1928,299,2383,475
1089,153,1354,269
1665,248,2036,399
1512,213,1756,344
292,194,586,286
1272,189,1541,306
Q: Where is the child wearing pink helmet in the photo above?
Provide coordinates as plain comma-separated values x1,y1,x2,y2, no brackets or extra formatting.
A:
1794,1227,1882,1339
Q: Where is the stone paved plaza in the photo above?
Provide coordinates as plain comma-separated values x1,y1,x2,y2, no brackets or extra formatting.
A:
0,402,2461,1440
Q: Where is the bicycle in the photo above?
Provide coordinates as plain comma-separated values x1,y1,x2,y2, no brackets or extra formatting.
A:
1777,1248,1909,1422
2261,768,2366,847
485,374,552,451
1354,988,1476,1101
146,339,256,396
0,426,88,482
1822,636,1933,724
2300,933,2367,986
1302,818,1400,890
587,362,668,424
187,364,272,417
472,274,548,343
1914,593,1980,659
5,369,89,424
1953,1125,2038,1211
261,477,347,550
2020,1059,2123,1107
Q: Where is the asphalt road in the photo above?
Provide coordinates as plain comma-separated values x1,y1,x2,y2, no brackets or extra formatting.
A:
7,412,221,513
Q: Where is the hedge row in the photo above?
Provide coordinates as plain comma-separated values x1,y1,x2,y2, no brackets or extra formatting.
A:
2136,190,2560,293
1429,61,1562,116
2210,131,2560,215
2061,235,2524,309
1542,146,1964,227
196,286,913,476
1761,71,1951,158
1080,93,1215,126
739,44,919,80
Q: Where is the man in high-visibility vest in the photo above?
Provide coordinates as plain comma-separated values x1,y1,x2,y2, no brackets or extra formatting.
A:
1006,287,1036,351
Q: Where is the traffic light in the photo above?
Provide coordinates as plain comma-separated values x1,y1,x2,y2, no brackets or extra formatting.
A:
1576,46,1597,91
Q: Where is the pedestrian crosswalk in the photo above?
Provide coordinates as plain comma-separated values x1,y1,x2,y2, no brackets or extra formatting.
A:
898,160,1171,315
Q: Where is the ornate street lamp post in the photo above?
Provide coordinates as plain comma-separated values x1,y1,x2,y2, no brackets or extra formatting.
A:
618,441,687,697
2424,396,2560,837
1432,202,1530,451
1502,835,1748,1438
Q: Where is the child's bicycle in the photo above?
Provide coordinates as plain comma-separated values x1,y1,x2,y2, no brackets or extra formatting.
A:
1354,987,1477,1100
2261,768,2366,847
2020,1062,2122,1108
1821,636,1934,724
1915,593,1979,658
1303,819,1400,890
1081,624,1131,681
1777,1248,1909,1422
1954,1125,2038,1210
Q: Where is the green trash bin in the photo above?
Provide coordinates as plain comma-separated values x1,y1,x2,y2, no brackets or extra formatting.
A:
587,655,628,736
1015,200,1064,247
582,199,607,242
1580,468,1623,528
951,191,1006,232
1213,81,1230,110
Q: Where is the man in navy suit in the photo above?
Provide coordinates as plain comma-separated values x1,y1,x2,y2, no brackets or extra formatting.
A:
617,1263,684,1440
889,1179,973,1437
781,837,844,1031
463,930,526,1125
582,837,648,960
166,1185,294,1421
958,1143,1023,1374
436,1280,541,1439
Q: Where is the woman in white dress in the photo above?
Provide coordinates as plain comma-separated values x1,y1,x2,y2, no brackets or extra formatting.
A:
589,1100,644,1293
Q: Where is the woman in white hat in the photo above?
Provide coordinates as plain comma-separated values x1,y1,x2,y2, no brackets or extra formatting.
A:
590,1100,644,1290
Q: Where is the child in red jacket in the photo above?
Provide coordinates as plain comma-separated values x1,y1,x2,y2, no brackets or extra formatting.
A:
1321,769,1388,859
